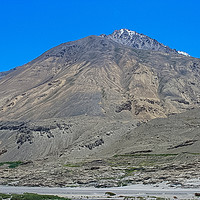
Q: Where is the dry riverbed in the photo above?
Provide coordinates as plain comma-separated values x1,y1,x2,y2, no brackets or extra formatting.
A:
0,181,200,200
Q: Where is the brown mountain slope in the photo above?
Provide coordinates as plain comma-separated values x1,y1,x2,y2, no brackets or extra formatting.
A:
0,35,200,122
0,34,200,187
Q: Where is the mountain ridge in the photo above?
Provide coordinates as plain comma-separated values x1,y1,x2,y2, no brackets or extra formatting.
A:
0,28,191,77
101,29,190,56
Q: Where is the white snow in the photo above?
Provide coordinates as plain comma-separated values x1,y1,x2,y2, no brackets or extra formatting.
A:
178,51,190,56
119,29,137,36
120,29,125,34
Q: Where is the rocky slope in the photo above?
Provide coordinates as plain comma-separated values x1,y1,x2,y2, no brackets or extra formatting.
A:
0,34,200,122
0,108,200,188
0,68,16,79
0,30,199,185
101,29,178,54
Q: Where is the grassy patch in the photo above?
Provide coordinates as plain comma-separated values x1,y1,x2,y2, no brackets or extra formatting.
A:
0,193,70,200
0,193,11,199
0,161,23,168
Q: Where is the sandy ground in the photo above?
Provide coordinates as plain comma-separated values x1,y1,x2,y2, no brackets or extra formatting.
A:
0,180,200,199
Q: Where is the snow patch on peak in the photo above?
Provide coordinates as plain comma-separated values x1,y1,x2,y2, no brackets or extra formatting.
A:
119,29,124,34
178,51,190,57
101,29,177,54
118,29,138,36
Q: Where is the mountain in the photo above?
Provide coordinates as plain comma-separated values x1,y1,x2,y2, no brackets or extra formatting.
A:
101,29,178,54
0,29,200,187
0,34,199,122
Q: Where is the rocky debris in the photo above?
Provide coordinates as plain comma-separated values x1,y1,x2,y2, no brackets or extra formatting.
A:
177,99,190,105
105,192,116,196
90,166,100,170
0,153,199,188
168,140,198,149
116,101,132,113
0,121,60,148
0,149,7,155
56,123,73,131
134,104,146,115
16,133,34,147
127,150,152,154
0,121,26,131
85,138,104,150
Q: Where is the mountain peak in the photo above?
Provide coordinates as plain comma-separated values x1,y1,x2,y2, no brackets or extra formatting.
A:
116,28,143,36
101,29,177,54
118,28,136,34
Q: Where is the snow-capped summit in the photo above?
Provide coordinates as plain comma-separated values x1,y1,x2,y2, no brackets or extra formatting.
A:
101,29,177,54
119,28,139,36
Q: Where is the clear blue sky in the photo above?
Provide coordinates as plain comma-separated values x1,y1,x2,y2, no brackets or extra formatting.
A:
0,0,200,72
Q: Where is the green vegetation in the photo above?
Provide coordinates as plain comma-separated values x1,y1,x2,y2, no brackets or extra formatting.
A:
0,193,11,199
114,153,178,158
0,161,23,168
0,193,70,200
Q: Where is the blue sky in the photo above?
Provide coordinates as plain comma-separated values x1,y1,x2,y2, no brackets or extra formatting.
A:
0,0,200,72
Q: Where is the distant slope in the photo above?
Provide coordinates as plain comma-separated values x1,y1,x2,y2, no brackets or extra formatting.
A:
0,106,200,162
0,68,16,79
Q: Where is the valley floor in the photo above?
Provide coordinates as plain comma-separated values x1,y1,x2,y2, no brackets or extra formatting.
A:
0,182,200,200
0,153,199,189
